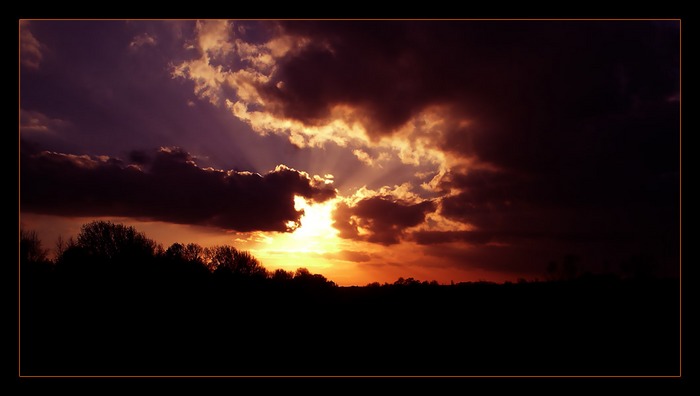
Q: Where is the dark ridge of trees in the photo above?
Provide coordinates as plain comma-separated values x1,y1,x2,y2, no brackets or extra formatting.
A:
19,221,680,376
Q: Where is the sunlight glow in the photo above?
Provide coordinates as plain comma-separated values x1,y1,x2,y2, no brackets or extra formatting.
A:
291,196,339,242
247,196,342,272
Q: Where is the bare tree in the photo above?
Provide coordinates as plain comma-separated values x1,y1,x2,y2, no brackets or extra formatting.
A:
209,245,267,278
20,229,48,264
75,221,157,261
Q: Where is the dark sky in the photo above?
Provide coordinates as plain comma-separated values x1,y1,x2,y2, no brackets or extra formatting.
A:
19,20,680,285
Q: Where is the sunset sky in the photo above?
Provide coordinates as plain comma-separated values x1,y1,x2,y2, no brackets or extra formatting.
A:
19,20,680,285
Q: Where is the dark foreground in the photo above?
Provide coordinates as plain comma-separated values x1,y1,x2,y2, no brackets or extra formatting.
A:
21,269,679,376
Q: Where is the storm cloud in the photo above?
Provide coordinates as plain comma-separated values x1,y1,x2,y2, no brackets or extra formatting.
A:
333,196,436,245
253,21,678,150
261,21,679,273
21,145,336,232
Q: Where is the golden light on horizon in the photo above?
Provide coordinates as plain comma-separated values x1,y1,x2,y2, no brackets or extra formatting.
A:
248,196,343,272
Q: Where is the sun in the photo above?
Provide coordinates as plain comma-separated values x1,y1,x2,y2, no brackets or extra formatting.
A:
244,196,343,272
290,196,339,242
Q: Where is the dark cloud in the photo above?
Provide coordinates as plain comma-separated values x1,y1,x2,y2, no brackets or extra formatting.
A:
20,145,336,232
251,20,678,276
432,160,677,255
419,226,678,278
259,21,679,199
260,21,678,148
18,21,348,181
128,150,151,165
413,162,679,277
333,196,436,245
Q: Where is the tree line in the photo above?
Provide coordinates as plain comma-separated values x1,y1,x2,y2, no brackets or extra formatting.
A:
20,219,661,288
19,221,679,376
20,220,336,288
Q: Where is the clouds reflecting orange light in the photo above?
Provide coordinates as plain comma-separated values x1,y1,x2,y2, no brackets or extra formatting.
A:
20,20,680,285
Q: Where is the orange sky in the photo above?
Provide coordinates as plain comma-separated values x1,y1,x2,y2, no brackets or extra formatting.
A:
20,206,517,286
19,20,680,285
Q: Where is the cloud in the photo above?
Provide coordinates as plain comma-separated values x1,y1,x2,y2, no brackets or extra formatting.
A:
177,20,678,168
20,145,336,232
352,149,391,168
20,21,45,70
20,109,71,135
333,195,436,245
20,21,678,279
170,21,679,208
129,33,157,50
269,21,679,151
171,21,376,150
171,20,276,107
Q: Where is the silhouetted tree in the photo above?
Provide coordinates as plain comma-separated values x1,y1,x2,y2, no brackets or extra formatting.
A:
52,221,158,278
154,243,165,257
293,267,336,288
54,235,76,259
165,242,199,263
20,229,48,265
209,245,268,279
74,220,157,262
163,242,209,278
183,243,205,264
394,277,421,286
271,268,294,282
165,242,187,260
